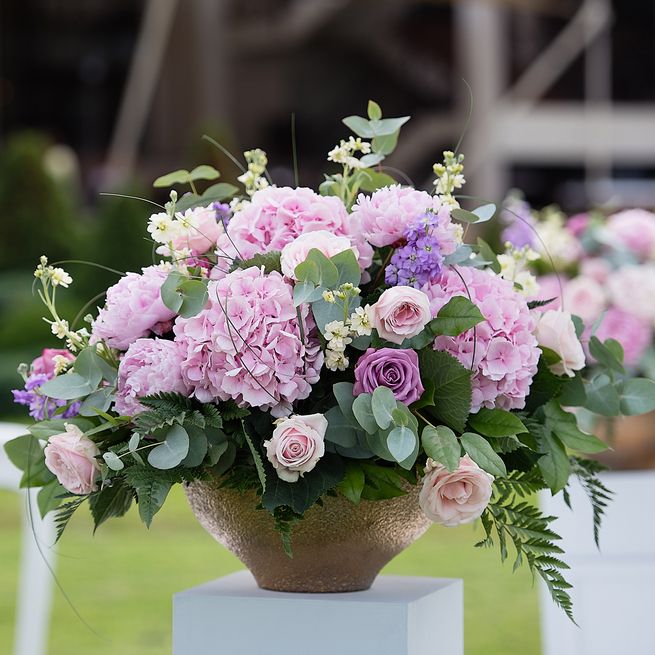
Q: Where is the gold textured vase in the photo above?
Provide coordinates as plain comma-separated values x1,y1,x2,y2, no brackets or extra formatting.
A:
185,477,431,593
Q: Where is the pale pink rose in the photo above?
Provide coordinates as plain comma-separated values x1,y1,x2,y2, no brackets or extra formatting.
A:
44,423,101,495
369,286,432,345
606,208,655,260
607,265,655,323
562,276,606,325
419,455,494,527
280,230,357,279
263,413,327,482
172,206,223,255
579,258,611,284
534,310,586,377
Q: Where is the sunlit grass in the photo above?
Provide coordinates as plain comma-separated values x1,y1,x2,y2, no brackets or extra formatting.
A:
0,487,539,655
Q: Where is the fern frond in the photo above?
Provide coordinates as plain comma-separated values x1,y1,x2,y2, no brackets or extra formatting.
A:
54,497,87,542
570,457,613,548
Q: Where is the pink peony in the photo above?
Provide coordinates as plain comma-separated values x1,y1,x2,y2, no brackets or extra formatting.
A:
351,184,460,251
280,230,356,279
91,265,177,350
579,258,611,284
263,413,327,482
419,455,494,527
174,266,323,416
44,423,100,495
369,286,432,345
535,310,586,377
566,212,590,237
172,206,223,255
216,186,372,271
606,209,655,260
591,307,651,368
31,348,75,377
607,265,655,323
423,267,540,412
114,338,190,416
562,276,606,325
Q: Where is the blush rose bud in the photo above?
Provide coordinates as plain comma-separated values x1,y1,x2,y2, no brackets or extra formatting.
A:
44,423,101,495
534,309,586,377
264,413,327,482
419,455,494,527
368,286,432,345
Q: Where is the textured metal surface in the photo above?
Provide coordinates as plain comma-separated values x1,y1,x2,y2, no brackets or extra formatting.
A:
185,478,432,593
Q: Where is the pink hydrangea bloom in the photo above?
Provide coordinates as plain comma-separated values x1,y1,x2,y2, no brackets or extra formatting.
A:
351,185,460,251
174,266,323,417
589,308,651,368
606,209,655,260
91,266,176,350
423,267,540,412
114,338,189,416
215,186,372,272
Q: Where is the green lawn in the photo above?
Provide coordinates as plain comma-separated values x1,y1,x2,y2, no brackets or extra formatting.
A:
0,487,540,655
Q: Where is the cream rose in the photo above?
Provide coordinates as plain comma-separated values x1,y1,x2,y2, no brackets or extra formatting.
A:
419,455,494,527
535,309,586,377
264,413,327,482
280,230,358,279
368,286,432,344
44,423,101,495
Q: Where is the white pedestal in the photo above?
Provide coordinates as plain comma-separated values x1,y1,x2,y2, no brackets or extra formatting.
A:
539,470,655,655
173,571,463,655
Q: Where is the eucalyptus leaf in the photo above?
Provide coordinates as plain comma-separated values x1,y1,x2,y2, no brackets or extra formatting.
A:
618,378,655,415
147,424,190,470
371,386,397,429
39,372,95,400
352,393,378,434
103,451,124,471
367,100,382,121
324,406,359,448
387,426,417,462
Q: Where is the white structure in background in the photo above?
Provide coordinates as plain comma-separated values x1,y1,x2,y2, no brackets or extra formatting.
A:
0,422,57,655
539,471,655,655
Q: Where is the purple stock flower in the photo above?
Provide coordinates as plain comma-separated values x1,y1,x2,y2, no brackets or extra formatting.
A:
212,202,231,227
353,348,425,405
12,373,80,421
500,197,536,248
385,212,444,288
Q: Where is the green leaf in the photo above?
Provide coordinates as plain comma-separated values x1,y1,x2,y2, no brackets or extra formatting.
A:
542,402,607,453
73,347,104,389
332,382,357,426
360,463,410,500
559,374,587,407
293,280,323,306
153,169,192,188
421,425,461,471
370,116,410,136
331,249,361,287
386,426,417,463
371,386,397,430
123,468,174,527
472,203,496,223
525,358,563,413
476,238,501,273
367,99,382,120
39,372,95,400
352,393,378,434
324,406,359,448
160,271,209,318
357,168,397,191
147,424,190,470
4,434,55,488
302,249,339,287
89,481,133,531
174,183,239,212
342,115,375,138
261,454,345,514
451,207,480,223
468,408,528,438
337,462,365,504
78,387,114,417
37,479,66,518
411,378,435,410
460,432,507,477
535,429,570,493
27,418,93,440
181,424,208,467
188,164,220,182
419,350,472,433
428,296,485,336
234,250,282,275
585,374,621,417
618,378,655,415
589,336,625,374
103,451,124,471
371,131,398,156
243,424,267,493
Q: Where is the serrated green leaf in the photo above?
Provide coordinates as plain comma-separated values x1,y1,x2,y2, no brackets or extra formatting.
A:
428,296,485,336
337,461,365,504
460,432,507,476
37,479,66,518
468,408,528,437
421,425,461,471
535,429,570,493
542,401,607,453
89,481,133,531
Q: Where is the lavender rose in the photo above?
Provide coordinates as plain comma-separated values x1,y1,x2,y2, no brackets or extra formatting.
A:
353,348,424,404
419,455,493,527
264,413,327,482
44,423,101,495
368,286,432,344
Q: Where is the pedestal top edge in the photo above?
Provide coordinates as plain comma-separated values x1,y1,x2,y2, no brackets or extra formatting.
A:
176,571,462,604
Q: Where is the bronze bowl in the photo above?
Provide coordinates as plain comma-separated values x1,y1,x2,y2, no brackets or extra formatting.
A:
185,477,431,593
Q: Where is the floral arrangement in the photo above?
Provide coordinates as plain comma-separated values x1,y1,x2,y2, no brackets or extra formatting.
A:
7,102,653,620
501,196,655,414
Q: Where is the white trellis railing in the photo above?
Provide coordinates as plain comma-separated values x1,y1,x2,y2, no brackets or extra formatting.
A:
0,422,57,655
